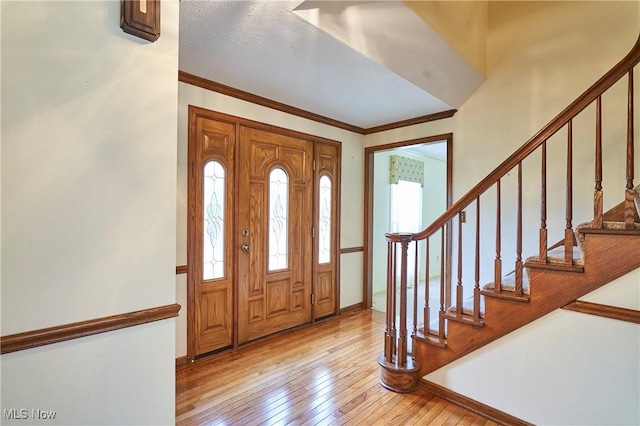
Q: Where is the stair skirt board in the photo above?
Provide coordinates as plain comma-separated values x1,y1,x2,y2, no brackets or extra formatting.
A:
413,230,640,376
442,245,583,323
414,219,637,351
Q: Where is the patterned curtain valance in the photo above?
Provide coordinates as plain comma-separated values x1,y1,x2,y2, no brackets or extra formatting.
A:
389,155,424,186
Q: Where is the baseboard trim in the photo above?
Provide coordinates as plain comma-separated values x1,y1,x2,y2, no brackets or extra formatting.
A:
1,304,181,355
418,379,533,426
340,303,364,314
562,300,640,324
176,355,189,368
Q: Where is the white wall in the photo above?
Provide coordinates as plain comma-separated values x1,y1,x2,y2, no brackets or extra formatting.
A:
371,150,446,299
365,0,640,294
176,82,364,358
363,2,639,422
1,1,179,424
426,268,640,425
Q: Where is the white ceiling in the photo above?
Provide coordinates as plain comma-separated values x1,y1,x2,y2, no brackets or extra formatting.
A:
179,1,485,130
398,141,447,162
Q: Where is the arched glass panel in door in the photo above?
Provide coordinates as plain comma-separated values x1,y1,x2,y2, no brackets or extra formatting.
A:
318,175,332,264
269,168,289,271
203,160,225,280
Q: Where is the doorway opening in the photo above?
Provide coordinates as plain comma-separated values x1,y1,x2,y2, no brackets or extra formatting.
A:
364,134,453,316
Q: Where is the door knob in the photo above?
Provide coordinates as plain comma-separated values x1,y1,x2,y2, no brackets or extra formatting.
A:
242,244,250,252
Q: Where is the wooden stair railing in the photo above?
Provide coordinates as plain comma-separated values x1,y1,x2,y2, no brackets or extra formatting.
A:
378,33,640,392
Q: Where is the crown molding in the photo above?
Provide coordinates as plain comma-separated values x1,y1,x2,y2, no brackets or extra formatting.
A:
178,71,455,135
179,71,364,134
362,109,457,134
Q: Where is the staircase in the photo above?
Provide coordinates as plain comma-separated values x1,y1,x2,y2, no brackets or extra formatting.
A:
378,33,640,393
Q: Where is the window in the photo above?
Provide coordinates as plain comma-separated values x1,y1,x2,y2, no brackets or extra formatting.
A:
269,168,289,271
318,175,332,264
390,179,423,286
203,160,225,280
390,180,422,233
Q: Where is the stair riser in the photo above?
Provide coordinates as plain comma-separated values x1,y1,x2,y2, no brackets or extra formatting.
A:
414,233,640,376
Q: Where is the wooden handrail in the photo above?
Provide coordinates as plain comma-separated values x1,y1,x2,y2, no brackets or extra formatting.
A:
412,33,640,242
1,304,181,355
379,33,640,392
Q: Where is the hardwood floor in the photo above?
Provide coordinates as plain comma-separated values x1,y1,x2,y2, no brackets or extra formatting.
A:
176,309,497,425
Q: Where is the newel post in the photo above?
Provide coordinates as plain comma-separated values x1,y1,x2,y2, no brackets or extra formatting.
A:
377,233,421,393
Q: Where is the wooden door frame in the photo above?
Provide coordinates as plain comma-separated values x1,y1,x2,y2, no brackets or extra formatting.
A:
363,133,454,309
187,106,342,360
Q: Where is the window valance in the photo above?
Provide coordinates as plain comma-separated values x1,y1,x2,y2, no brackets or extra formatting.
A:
389,155,424,186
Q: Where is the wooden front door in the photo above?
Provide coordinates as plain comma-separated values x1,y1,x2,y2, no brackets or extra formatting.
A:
188,107,340,360
237,126,314,343
188,113,236,357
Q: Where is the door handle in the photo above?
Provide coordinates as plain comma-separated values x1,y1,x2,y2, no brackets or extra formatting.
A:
242,244,250,253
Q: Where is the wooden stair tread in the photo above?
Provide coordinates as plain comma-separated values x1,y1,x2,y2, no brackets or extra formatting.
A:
575,220,640,254
414,330,447,348
412,231,640,375
525,245,584,272
480,287,530,302
579,227,640,235
482,267,530,298
447,296,485,318
443,311,484,327
524,261,585,273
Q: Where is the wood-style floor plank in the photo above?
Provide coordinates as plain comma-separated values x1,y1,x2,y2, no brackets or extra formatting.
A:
176,309,493,425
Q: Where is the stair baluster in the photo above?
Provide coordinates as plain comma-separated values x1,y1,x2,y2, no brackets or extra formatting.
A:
540,140,548,262
456,214,464,315
439,229,446,339
412,241,419,337
625,68,636,228
595,96,603,228
515,162,524,297
565,120,574,265
474,198,481,321
494,180,502,291
397,237,409,366
423,237,430,335
384,239,395,363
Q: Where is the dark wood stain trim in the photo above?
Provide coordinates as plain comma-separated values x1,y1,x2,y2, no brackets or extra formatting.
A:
363,146,375,309
176,265,187,275
179,72,456,135
339,246,364,254
419,379,534,426
362,110,457,134
179,71,365,134
188,106,345,148
562,300,640,324
339,303,364,314
176,355,188,368
364,133,453,152
0,304,181,355
363,133,454,309
186,106,344,357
